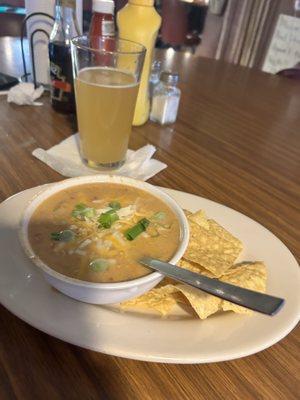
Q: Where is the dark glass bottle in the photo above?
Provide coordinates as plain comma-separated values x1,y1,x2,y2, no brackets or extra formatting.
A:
49,0,80,114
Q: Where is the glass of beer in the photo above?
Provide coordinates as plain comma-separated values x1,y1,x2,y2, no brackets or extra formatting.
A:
71,36,145,170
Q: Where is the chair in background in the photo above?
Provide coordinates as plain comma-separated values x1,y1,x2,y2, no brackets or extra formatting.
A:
0,4,26,78
0,2,25,37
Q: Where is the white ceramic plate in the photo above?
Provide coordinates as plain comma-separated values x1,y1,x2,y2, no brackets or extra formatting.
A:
0,185,299,364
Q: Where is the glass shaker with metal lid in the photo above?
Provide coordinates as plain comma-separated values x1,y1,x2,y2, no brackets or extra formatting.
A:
149,60,162,98
150,71,181,125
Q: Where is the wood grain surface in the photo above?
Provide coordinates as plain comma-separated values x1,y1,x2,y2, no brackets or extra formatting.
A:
0,41,299,400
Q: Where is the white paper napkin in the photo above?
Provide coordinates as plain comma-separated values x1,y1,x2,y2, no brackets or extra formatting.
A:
7,83,44,106
32,133,167,181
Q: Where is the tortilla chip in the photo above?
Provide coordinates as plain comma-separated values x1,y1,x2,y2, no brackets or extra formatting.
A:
174,262,267,318
178,258,216,278
176,284,222,319
184,210,243,276
120,207,266,320
120,284,179,316
120,262,267,319
188,210,210,229
221,262,267,314
157,277,178,286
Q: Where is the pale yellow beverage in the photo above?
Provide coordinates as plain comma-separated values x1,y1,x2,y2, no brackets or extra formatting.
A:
75,67,139,168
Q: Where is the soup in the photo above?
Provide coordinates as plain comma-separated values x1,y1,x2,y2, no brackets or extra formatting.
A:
28,183,180,283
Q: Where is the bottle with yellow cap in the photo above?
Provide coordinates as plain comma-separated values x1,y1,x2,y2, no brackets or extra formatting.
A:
117,0,161,126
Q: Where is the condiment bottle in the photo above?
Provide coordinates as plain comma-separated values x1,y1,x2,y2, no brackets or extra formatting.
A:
117,0,161,126
89,0,115,38
150,71,181,125
49,0,80,114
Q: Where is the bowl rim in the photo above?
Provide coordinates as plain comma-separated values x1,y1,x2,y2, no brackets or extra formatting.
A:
19,175,190,290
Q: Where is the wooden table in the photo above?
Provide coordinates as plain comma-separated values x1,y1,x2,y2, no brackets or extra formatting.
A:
0,40,299,399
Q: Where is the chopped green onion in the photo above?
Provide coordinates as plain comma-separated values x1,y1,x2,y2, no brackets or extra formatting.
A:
50,230,75,242
140,218,150,229
50,232,61,241
98,209,119,229
108,201,121,210
124,218,150,241
89,258,109,272
71,203,96,219
73,203,86,211
152,211,166,221
150,211,171,229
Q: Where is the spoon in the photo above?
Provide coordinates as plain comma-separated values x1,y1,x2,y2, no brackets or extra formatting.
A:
140,257,284,316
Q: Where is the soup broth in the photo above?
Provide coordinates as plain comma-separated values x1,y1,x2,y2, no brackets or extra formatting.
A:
28,183,180,283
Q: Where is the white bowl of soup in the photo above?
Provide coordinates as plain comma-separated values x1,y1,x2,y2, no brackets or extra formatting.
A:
20,175,189,304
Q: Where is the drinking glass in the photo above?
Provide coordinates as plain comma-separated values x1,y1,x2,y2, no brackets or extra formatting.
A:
71,36,145,170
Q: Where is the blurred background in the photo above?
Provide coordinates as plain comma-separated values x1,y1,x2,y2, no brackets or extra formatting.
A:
0,0,298,70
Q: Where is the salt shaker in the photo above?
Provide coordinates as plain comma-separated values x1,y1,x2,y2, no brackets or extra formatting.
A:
150,71,181,125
